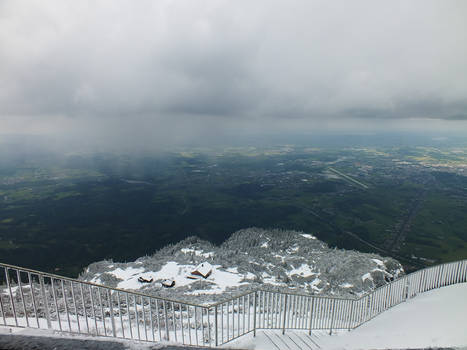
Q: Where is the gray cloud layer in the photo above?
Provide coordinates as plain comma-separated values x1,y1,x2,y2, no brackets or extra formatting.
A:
1,0,467,146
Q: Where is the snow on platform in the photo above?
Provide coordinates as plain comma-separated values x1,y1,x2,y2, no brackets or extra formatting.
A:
225,283,467,349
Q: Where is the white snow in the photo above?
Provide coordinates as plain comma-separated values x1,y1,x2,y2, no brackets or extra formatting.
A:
106,267,145,289
180,248,214,258
286,244,300,253
300,233,316,240
227,283,467,350
339,283,354,288
107,261,254,295
289,264,315,277
260,241,269,248
309,278,322,291
361,273,373,282
371,258,385,267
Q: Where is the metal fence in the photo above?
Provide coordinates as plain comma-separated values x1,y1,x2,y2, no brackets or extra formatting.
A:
1,259,466,347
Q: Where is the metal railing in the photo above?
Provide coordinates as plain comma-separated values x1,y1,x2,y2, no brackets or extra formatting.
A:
1,259,466,347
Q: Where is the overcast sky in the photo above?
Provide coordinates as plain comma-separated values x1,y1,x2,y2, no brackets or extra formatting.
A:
1,0,466,149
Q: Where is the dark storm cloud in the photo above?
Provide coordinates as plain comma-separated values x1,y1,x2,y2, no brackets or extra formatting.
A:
1,0,467,143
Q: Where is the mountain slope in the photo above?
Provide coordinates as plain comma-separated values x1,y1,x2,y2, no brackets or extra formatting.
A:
80,228,403,304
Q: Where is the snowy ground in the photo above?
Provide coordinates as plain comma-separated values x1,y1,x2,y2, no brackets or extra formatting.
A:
1,283,466,349
226,283,467,350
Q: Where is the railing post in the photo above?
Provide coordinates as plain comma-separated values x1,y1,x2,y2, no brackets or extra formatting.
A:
282,294,288,335
404,278,410,301
4,267,18,327
329,299,336,335
215,305,218,346
308,297,315,335
253,292,257,337
39,275,52,329
365,295,371,321
108,290,116,338
163,301,170,341
347,299,354,331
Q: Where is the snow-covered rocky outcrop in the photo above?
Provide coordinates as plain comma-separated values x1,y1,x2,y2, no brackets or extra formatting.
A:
79,228,403,304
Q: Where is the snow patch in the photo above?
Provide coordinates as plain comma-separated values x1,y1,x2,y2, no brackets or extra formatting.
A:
362,273,373,282
289,264,316,278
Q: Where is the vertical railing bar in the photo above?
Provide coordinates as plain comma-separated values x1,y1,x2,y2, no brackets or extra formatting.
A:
293,294,298,329
79,284,89,334
117,292,124,338
171,302,177,343
142,297,148,341
282,293,288,335
274,292,278,329
454,262,460,284
300,296,307,329
231,300,234,339
271,292,276,328
108,290,116,338
60,280,71,332
0,292,6,326
236,297,239,337
270,292,274,329
98,288,107,336
89,286,98,336
242,295,246,334
447,263,453,284
215,305,218,346
125,293,132,339
253,292,257,337
51,278,62,331
347,299,354,330
193,306,198,346
226,301,229,341
148,298,156,341
134,294,140,340
266,291,270,329
293,295,298,329
70,282,80,333
247,294,251,332
237,297,240,336
17,270,29,327
207,307,211,347
28,272,39,328
179,303,184,344
258,291,262,330
318,299,323,330
187,304,192,345
280,293,284,329
155,299,162,342
163,301,170,342
39,275,52,329
149,299,154,342
220,303,224,343
201,306,205,345
308,297,315,335
450,263,456,284
154,299,162,341
5,268,18,327
296,295,301,328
